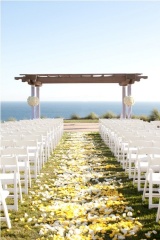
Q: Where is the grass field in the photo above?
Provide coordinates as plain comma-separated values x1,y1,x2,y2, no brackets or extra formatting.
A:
1,132,160,240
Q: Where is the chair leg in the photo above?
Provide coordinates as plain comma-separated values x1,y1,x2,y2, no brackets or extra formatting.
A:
138,169,145,192
128,160,131,179
156,199,160,222
1,197,12,228
149,180,153,209
28,166,31,188
24,167,28,195
142,178,147,201
133,167,137,185
13,176,18,211
138,170,141,191
19,179,22,203
3,200,11,228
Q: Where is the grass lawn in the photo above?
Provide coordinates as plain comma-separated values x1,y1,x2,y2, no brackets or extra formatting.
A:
1,132,160,240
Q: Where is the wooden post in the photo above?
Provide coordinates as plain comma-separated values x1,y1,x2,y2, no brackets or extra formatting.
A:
127,84,132,118
31,86,35,119
122,86,126,119
36,87,40,118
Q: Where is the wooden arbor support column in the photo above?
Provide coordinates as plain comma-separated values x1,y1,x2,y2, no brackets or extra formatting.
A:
127,84,132,119
36,87,40,119
31,86,36,119
122,86,126,119
31,86,41,119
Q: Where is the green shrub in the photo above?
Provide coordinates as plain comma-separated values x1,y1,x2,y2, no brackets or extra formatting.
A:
131,115,139,119
85,112,98,119
149,108,160,121
70,114,80,120
40,115,46,119
7,117,17,121
131,114,149,121
139,115,149,122
101,111,117,119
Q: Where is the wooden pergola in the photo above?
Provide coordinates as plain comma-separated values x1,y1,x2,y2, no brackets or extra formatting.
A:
15,73,148,119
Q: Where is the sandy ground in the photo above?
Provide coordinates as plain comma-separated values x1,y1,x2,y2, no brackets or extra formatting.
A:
63,123,99,132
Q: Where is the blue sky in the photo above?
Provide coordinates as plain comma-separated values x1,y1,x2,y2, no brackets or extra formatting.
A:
1,1,160,102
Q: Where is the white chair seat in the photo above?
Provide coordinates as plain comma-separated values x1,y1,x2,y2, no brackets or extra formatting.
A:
135,161,148,170
147,172,160,183
0,173,20,181
0,189,9,200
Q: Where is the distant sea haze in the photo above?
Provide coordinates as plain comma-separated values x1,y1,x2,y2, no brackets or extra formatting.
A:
1,101,160,122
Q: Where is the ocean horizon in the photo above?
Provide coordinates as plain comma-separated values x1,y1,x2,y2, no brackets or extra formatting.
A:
1,101,160,121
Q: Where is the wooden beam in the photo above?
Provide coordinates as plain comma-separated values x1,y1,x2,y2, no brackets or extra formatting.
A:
35,76,125,84
15,73,148,86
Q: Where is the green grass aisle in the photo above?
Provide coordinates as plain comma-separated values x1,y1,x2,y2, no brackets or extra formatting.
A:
1,132,160,240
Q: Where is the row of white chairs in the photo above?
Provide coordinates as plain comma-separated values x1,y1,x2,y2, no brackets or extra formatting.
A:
99,118,160,222
0,118,64,228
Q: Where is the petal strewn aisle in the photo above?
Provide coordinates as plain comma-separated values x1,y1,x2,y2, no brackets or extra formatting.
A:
36,132,142,239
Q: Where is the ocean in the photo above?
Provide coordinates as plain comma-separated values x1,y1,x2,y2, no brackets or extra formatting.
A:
1,101,160,121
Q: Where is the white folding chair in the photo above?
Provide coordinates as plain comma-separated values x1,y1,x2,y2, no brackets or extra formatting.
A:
33,130,50,163
126,140,153,179
153,141,160,148
142,149,160,208
1,139,16,148
117,133,138,169
1,147,31,194
143,168,160,209
0,156,22,211
21,134,44,170
15,140,40,179
133,147,156,191
0,180,11,228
